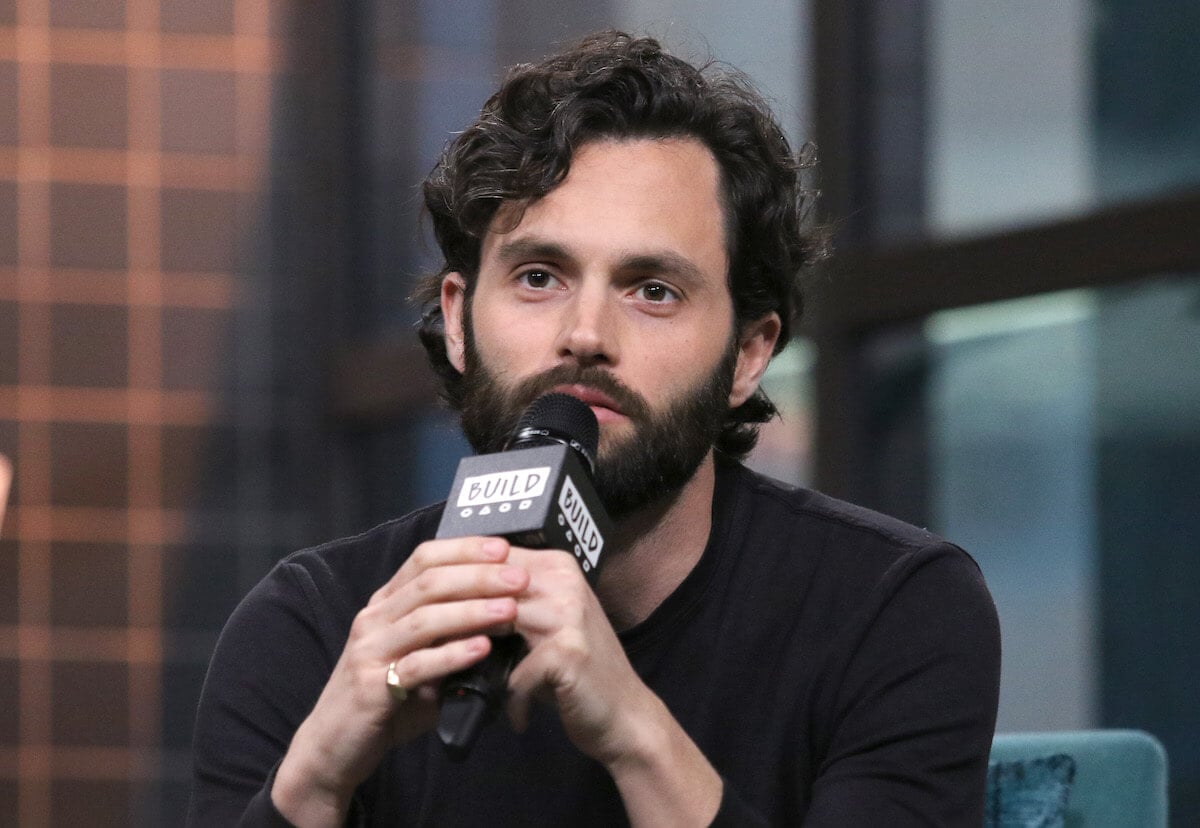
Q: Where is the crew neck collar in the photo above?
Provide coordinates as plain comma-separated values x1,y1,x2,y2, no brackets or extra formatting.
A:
617,455,744,652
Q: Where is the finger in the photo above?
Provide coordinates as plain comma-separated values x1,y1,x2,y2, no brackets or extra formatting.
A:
380,561,530,623
503,548,585,600
387,597,519,655
508,576,592,641
504,645,564,734
387,634,492,701
371,536,510,604
505,664,534,734
502,546,577,572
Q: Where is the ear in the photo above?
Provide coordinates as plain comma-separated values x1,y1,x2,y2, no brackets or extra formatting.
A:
441,272,468,373
729,312,781,408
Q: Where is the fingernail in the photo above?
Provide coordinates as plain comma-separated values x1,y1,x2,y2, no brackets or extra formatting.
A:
500,566,525,586
482,538,507,559
487,598,513,616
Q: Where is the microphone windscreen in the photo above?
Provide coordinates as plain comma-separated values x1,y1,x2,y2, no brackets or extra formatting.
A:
510,392,600,461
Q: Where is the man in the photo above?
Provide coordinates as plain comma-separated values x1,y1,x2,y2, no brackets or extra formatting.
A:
189,31,1000,826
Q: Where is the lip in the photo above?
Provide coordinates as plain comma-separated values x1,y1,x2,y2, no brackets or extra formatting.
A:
551,384,625,423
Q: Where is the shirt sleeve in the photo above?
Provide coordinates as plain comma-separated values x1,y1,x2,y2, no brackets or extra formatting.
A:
710,776,770,827
186,561,339,827
802,543,1001,827
236,764,299,827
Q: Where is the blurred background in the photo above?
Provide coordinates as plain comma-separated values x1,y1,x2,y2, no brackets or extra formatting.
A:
0,0,1198,824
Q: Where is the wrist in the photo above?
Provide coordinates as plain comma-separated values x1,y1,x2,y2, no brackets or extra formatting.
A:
604,695,668,778
272,720,353,828
604,695,722,827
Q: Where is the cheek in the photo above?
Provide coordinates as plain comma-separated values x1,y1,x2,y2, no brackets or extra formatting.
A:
647,325,728,378
469,307,553,376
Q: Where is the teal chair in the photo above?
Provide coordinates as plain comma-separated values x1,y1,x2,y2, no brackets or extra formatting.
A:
989,730,1168,827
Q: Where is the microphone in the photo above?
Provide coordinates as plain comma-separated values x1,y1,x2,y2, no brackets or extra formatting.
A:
434,393,613,761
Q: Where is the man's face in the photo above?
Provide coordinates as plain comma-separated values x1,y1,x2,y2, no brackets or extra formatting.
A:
441,138,777,518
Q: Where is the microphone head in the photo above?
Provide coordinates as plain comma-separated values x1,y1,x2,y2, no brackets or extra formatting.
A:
507,393,600,471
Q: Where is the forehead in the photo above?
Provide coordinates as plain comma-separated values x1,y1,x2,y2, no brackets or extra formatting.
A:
481,137,729,279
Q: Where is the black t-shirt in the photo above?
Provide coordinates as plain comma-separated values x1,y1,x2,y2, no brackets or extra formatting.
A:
188,459,1000,826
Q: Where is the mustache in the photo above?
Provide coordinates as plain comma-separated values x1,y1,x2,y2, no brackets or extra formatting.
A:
507,364,652,425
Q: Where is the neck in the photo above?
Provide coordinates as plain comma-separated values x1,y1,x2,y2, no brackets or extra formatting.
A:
594,452,718,631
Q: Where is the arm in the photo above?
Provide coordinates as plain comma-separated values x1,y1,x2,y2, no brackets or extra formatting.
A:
188,536,532,827
804,545,1002,826
187,559,337,826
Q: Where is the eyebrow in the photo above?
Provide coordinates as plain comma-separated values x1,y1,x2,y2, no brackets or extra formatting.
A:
494,238,576,268
494,236,707,285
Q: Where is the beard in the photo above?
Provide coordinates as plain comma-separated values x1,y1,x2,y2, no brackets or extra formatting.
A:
457,332,737,521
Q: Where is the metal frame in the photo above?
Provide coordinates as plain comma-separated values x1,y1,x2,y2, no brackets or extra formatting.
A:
807,190,1200,499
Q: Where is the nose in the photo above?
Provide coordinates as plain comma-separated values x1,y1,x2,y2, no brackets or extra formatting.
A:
555,281,617,367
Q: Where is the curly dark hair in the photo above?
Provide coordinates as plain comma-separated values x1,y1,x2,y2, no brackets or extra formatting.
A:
414,30,822,459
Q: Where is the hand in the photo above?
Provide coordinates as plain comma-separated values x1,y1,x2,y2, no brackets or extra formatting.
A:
502,548,653,767
272,536,529,827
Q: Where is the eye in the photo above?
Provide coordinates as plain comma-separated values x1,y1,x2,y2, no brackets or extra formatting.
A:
517,269,561,290
635,282,679,303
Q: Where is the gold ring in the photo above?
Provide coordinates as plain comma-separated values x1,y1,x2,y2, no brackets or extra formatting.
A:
385,661,408,703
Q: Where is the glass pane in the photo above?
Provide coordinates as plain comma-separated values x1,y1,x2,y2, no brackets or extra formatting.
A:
863,273,1200,821
746,339,814,487
926,0,1200,238
927,289,1100,732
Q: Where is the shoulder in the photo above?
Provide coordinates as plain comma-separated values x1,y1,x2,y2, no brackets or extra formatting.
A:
225,503,446,646
717,460,993,623
712,465,999,823
201,503,446,711
274,502,446,613
727,460,942,551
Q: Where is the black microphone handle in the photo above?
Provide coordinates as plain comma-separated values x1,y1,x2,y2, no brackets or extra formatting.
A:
436,521,590,759
435,631,527,761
